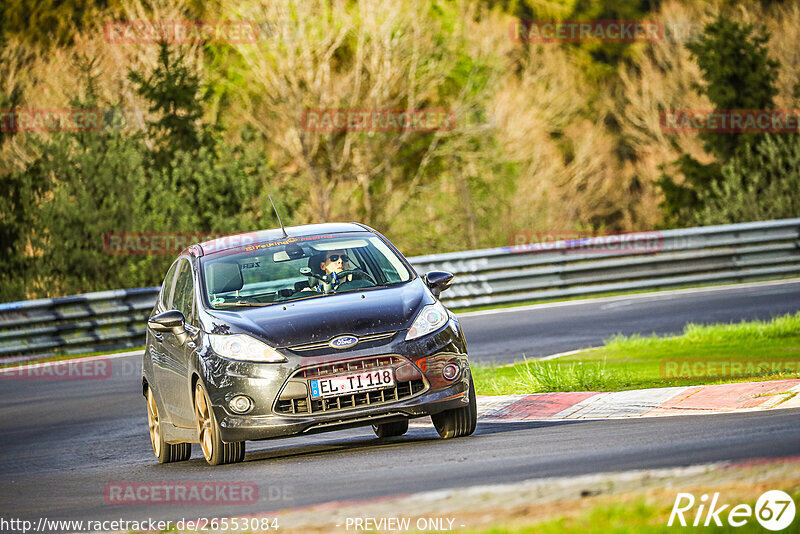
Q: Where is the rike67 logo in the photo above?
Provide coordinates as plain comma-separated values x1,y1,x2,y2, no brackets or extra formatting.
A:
668,490,796,531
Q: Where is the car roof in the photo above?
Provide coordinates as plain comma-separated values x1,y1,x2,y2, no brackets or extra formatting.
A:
190,222,372,257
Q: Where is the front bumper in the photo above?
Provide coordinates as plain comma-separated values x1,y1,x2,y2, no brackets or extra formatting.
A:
216,378,469,442
198,317,471,442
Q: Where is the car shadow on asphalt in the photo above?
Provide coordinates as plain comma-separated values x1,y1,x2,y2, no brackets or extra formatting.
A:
242,434,444,463
237,420,585,463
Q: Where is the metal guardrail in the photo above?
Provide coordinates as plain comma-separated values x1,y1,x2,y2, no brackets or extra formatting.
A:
2,219,799,359
0,288,159,360
419,218,800,308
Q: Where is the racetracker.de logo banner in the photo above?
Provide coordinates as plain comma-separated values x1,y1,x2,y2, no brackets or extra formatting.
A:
510,20,664,43
660,358,800,379
104,231,282,255
104,482,259,505
661,110,800,133
508,230,664,255
301,108,456,132
0,109,104,133
0,359,112,380
104,20,259,44
104,232,231,255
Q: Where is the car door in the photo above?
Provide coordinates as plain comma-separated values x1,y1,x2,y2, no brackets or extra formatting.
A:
160,257,199,428
149,259,180,410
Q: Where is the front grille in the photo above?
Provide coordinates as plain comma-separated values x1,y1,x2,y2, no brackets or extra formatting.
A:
274,355,427,415
276,380,425,415
289,331,396,352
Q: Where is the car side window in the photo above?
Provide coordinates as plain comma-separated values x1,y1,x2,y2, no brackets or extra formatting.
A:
365,247,400,284
159,260,180,309
172,259,195,325
345,248,365,271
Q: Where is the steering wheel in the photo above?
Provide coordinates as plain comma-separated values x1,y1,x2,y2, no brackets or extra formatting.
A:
298,267,376,292
337,268,376,285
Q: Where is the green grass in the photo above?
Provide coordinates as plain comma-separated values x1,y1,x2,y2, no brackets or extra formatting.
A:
472,312,800,394
454,489,800,533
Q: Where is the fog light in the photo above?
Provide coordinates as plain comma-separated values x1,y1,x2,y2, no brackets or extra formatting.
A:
442,362,461,381
229,395,254,414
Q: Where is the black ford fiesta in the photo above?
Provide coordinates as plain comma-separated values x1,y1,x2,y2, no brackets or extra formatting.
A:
143,223,476,465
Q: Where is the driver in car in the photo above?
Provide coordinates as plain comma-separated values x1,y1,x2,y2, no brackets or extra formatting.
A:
321,250,348,275
318,250,352,291
303,250,354,293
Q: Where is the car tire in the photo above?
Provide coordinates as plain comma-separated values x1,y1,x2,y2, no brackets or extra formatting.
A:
372,419,409,438
431,375,477,439
146,387,192,463
194,382,246,466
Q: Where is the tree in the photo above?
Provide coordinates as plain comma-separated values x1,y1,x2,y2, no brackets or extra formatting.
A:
0,0,121,47
4,47,280,299
129,43,281,231
222,0,506,247
658,15,781,225
694,134,800,225
0,56,39,300
128,43,214,173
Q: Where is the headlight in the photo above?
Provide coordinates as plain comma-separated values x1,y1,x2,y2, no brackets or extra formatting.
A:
208,334,287,363
405,301,449,341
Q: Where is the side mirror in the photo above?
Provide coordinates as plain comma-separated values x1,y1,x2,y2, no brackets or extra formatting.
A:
424,271,455,298
148,310,186,333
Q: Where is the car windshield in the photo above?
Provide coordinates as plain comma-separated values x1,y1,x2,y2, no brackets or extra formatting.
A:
200,232,413,308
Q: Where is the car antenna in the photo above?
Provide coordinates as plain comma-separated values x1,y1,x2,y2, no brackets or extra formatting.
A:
269,194,288,238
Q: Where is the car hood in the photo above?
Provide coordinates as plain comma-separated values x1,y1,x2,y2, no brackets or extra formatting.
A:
202,279,432,348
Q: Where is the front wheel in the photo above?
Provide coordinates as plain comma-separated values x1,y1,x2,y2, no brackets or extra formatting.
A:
372,419,409,438
431,376,477,439
194,382,245,466
146,387,191,463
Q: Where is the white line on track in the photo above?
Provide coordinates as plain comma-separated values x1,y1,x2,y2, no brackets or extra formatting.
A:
537,347,600,361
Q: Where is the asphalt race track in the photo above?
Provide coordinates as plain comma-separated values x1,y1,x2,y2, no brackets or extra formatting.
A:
1,280,799,525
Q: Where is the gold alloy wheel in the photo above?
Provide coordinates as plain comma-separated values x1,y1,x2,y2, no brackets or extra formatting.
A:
146,389,161,458
194,383,214,461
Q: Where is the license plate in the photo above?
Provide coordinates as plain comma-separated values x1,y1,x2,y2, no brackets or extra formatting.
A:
310,368,395,398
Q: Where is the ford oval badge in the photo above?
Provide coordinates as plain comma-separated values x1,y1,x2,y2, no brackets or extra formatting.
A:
329,335,358,349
